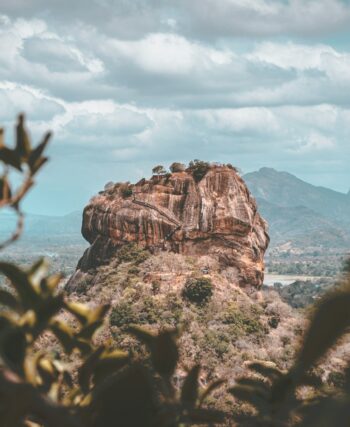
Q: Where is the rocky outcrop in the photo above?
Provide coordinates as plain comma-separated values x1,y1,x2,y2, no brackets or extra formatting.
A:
73,164,269,288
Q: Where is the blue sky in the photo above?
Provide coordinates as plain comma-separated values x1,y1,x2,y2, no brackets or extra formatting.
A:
0,0,349,215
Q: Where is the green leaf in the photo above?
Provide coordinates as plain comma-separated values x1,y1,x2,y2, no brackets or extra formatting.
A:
128,325,156,346
151,329,179,377
0,327,27,368
30,156,48,175
199,379,225,407
0,262,39,309
229,384,268,411
33,295,65,336
50,320,75,354
0,289,20,311
0,147,22,171
93,350,130,387
28,131,51,173
78,346,105,393
0,176,12,201
27,258,47,277
16,113,31,157
181,365,200,407
248,361,284,381
65,302,109,326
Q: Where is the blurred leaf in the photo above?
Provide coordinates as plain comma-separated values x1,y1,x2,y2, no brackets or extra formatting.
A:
27,258,47,278
128,325,156,346
295,290,350,374
248,361,284,382
151,329,179,377
78,346,105,394
93,350,130,387
181,365,200,408
0,176,12,201
33,295,65,336
182,407,226,424
229,384,268,411
16,113,31,158
0,262,39,309
0,327,27,368
0,147,22,171
50,320,75,354
65,302,109,326
28,132,51,174
40,273,62,295
199,379,225,407
0,289,20,312
30,156,48,176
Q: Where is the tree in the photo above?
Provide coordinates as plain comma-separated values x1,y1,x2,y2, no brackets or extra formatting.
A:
169,162,185,173
187,159,210,182
152,165,166,175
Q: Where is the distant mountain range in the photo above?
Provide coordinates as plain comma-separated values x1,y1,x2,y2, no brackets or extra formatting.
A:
0,211,84,244
244,168,350,249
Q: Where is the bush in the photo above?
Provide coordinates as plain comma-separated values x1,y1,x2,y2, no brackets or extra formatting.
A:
222,303,265,335
169,162,185,173
128,266,140,275
110,301,136,327
152,165,166,175
182,277,213,305
117,243,150,265
120,184,133,198
187,159,210,182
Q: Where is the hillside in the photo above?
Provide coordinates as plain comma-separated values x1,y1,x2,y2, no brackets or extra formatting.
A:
244,168,350,250
244,167,350,226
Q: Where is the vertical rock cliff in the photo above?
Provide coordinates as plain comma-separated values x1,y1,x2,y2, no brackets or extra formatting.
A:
74,164,269,288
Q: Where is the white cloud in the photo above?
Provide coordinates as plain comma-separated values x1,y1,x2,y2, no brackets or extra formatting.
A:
293,131,335,153
109,33,233,75
249,42,350,83
0,82,64,121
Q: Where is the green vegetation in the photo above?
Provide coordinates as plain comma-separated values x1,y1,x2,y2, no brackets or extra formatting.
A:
152,164,166,175
182,276,213,305
221,303,266,335
110,301,136,327
187,159,211,182
116,242,150,265
119,183,133,198
169,162,186,173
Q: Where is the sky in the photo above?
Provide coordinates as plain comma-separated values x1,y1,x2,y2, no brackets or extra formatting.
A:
0,0,350,215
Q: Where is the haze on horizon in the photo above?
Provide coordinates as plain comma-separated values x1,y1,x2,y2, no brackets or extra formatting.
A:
0,0,349,215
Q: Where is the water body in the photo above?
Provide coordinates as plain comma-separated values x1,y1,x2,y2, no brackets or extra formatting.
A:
264,274,324,286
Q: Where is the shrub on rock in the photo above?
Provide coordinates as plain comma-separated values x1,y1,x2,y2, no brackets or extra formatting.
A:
182,276,213,305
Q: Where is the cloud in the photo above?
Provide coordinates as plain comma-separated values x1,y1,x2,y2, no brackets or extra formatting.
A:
2,0,350,39
0,82,64,121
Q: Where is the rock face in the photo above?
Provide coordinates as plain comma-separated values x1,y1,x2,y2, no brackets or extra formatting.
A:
76,165,269,288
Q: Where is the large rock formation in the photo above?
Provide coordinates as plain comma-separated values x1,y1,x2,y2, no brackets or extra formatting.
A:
74,164,269,288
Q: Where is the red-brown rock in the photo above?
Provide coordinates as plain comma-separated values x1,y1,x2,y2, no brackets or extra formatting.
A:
75,164,269,288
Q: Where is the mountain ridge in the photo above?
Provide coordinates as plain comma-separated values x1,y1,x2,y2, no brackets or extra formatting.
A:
243,167,350,249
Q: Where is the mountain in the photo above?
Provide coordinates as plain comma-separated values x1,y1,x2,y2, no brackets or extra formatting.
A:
0,211,84,242
244,168,350,249
73,164,269,288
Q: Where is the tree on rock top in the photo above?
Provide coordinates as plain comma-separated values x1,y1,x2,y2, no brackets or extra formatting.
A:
187,159,211,182
152,165,167,175
169,162,186,173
